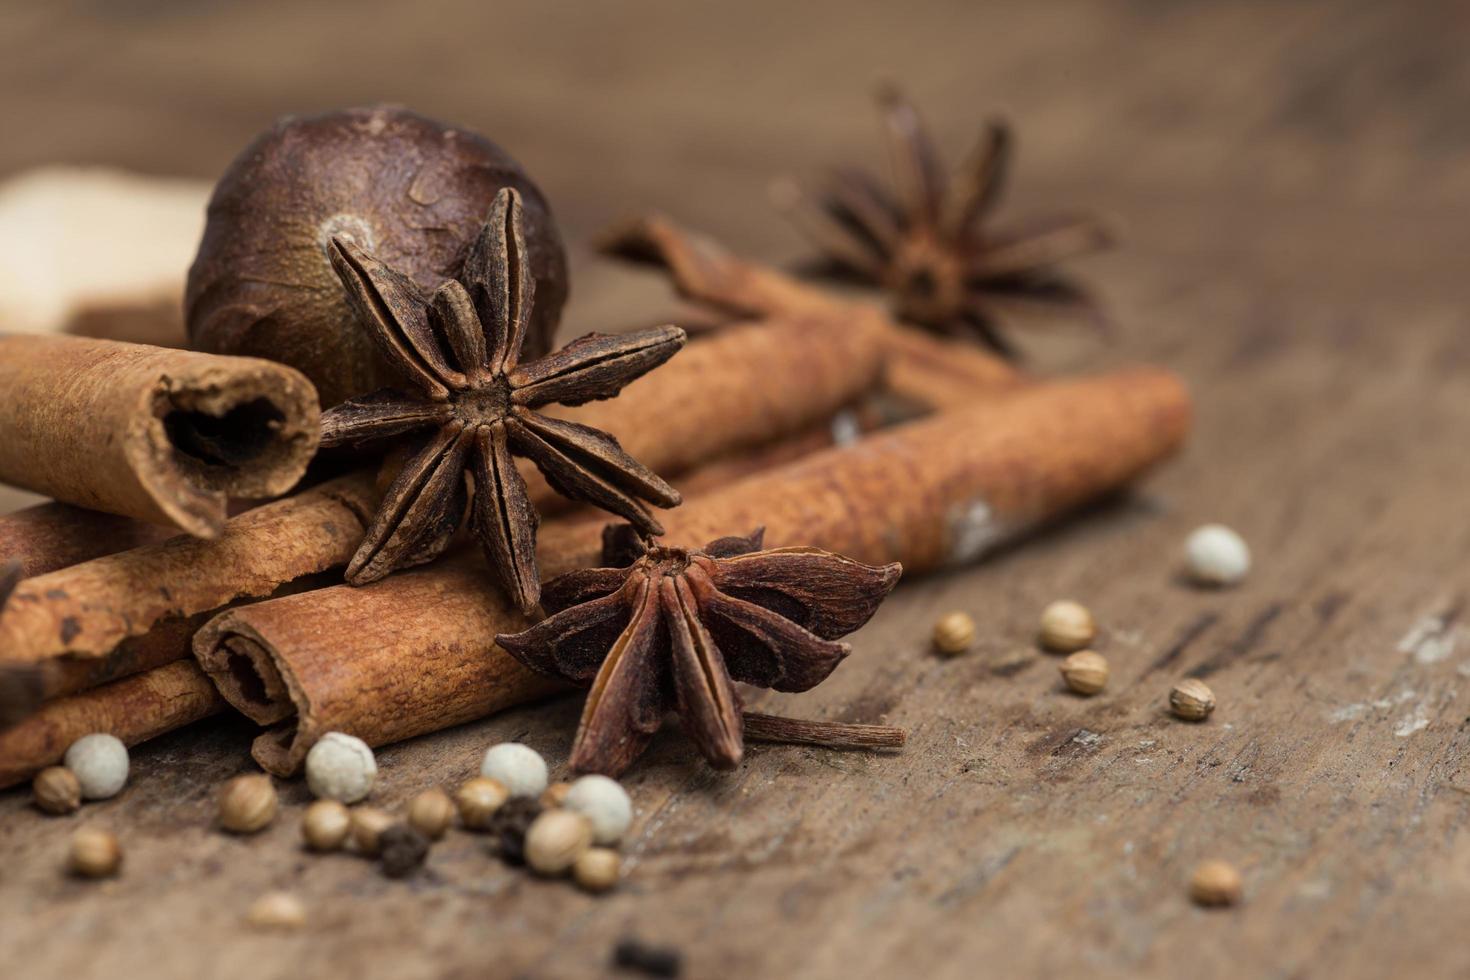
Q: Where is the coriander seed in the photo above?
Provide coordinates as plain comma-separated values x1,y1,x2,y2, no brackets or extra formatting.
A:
247,891,307,930
1038,600,1096,653
932,611,976,656
1170,678,1217,721
407,788,456,840
572,847,621,893
302,799,351,851
563,774,633,846
219,774,278,834
69,827,122,878
1189,859,1243,907
64,733,129,800
524,809,592,876
540,781,572,809
33,766,82,815
456,776,509,830
1059,650,1109,696
349,806,396,855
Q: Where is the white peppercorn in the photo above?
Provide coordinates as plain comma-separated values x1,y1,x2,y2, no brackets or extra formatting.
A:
572,847,621,893
69,827,122,878
64,733,129,800
304,732,376,803
480,742,548,798
563,774,633,846
33,766,82,815
1038,600,1096,653
524,809,592,875
1185,524,1251,586
302,799,352,852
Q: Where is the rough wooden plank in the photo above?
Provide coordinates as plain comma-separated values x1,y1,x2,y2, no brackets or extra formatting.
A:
3,1,1470,978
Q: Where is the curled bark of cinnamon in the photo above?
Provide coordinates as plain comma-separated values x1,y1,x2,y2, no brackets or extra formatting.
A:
0,473,378,721
0,334,320,538
599,214,1024,410
0,660,221,789
0,503,176,577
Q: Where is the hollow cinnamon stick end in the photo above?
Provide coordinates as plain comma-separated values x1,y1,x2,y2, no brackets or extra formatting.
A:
192,616,298,727
132,355,321,537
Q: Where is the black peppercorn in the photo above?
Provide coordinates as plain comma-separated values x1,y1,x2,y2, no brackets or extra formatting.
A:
485,797,542,866
613,937,683,977
378,823,430,879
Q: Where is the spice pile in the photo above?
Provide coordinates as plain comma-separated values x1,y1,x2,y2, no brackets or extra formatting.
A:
0,94,1228,930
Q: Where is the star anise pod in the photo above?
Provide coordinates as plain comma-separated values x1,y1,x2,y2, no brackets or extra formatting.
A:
320,188,686,611
776,84,1113,357
496,525,901,776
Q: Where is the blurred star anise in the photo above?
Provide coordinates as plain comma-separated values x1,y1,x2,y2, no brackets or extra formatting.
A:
321,188,686,611
497,525,901,776
777,84,1113,356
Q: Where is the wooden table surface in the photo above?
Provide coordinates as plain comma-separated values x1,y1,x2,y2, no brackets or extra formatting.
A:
4,2,1470,977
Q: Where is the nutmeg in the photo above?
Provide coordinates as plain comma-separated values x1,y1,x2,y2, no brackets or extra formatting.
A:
185,105,568,408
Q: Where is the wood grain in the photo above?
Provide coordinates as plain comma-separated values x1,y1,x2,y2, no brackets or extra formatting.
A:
3,1,1470,978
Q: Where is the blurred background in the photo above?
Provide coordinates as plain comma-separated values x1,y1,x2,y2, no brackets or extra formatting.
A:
2,0,1468,514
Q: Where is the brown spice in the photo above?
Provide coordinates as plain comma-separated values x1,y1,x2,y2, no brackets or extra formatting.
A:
1059,651,1109,696
932,611,976,656
302,799,352,852
1189,859,1243,907
349,807,396,855
540,781,572,809
498,526,900,776
186,105,568,408
524,809,592,876
613,937,684,978
456,777,510,830
1170,678,1217,721
33,766,82,815
573,847,622,893
406,788,456,840
246,891,308,930
776,85,1111,355
69,828,122,878
218,774,278,834
319,188,685,611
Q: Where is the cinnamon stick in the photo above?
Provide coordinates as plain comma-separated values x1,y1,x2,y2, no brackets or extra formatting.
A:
193,367,1188,774
0,473,377,715
543,367,1192,573
0,334,320,538
599,214,1024,409
195,561,564,776
0,502,175,577
0,660,222,789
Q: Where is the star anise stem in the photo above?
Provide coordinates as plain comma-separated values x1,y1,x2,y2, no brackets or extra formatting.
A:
741,711,907,750
319,188,686,611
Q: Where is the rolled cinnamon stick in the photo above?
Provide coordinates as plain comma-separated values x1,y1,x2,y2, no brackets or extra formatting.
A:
0,473,377,714
0,660,222,789
195,561,564,776
599,214,1023,408
193,367,1189,774
0,502,176,577
0,334,320,538
542,367,1192,573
